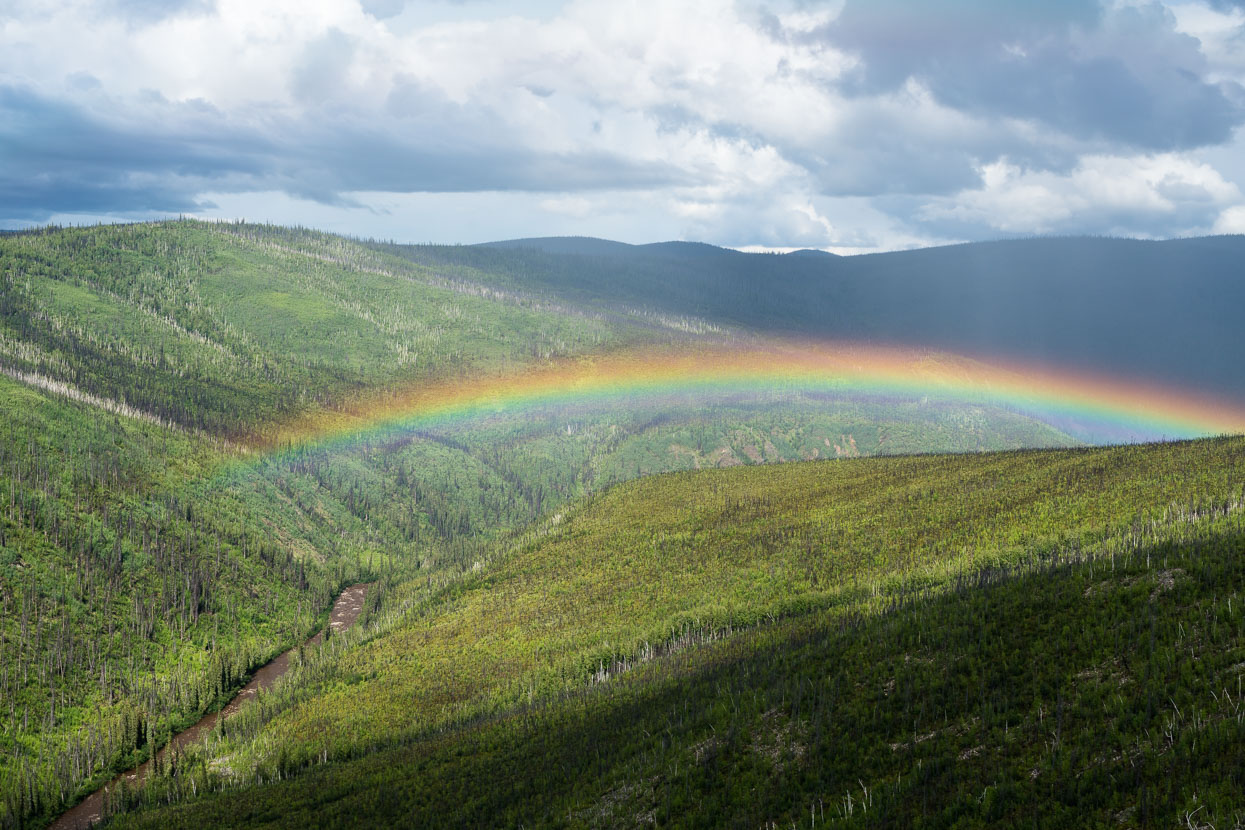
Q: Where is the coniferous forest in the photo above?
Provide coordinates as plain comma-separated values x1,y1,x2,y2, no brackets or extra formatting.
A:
1,221,1243,829
8,3,1245,827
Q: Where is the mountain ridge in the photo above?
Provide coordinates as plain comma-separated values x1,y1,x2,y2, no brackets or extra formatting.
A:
391,232,1245,400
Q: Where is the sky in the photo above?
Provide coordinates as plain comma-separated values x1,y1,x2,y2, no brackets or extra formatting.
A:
3,0,1245,253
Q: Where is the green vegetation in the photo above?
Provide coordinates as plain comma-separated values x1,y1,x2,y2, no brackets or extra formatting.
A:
8,220,1242,829
0,218,659,827
0,221,664,439
103,437,1245,828
0,372,366,827
0,221,1082,828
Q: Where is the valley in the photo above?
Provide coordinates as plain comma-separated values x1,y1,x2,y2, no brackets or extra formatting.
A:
8,4,1245,826
0,221,1242,828
97,438,1245,828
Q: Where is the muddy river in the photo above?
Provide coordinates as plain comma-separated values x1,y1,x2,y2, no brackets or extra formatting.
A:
49,583,370,830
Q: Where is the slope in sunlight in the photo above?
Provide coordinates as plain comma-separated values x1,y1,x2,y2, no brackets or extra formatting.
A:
3,221,1095,830
104,437,1245,829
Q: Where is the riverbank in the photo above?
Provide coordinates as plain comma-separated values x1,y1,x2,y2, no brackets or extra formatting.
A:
49,584,371,830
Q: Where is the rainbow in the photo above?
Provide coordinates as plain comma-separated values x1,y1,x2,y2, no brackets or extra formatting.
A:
249,340,1245,459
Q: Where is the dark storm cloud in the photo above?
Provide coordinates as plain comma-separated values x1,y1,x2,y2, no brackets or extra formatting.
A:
0,85,270,218
0,83,686,223
272,112,689,203
5,0,1245,243
790,133,985,197
819,0,1245,150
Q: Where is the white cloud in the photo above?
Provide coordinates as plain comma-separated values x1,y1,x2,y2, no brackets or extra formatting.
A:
2,0,1245,250
919,153,1243,236
1213,204,1245,232
1167,0,1245,80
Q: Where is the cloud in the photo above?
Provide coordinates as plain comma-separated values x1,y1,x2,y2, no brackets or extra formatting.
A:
820,0,1245,149
916,153,1242,237
2,0,1245,249
290,27,357,105
0,85,269,217
1213,204,1245,232
0,76,687,222
96,0,215,24
1167,0,1245,80
359,0,405,19
1201,0,1245,10
0,0,782,221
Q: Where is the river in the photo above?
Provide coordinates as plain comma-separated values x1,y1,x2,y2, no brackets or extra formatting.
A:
49,583,370,830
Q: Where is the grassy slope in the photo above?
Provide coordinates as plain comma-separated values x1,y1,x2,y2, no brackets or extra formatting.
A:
0,221,645,439
110,437,1245,828
0,221,1077,827
0,220,661,826
114,522,1245,830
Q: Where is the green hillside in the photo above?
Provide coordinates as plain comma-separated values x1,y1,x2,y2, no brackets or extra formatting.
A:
0,221,1240,829
102,437,1245,828
8,4,1245,828
0,221,1078,828
0,221,659,439
0,219,672,827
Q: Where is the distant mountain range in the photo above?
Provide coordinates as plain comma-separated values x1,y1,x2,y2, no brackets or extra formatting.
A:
386,234,1245,400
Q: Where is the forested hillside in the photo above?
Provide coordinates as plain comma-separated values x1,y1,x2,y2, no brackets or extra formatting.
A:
14,0,1245,826
0,221,1075,828
102,437,1245,828
0,219,695,827
9,0,1245,826
0,222,662,439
